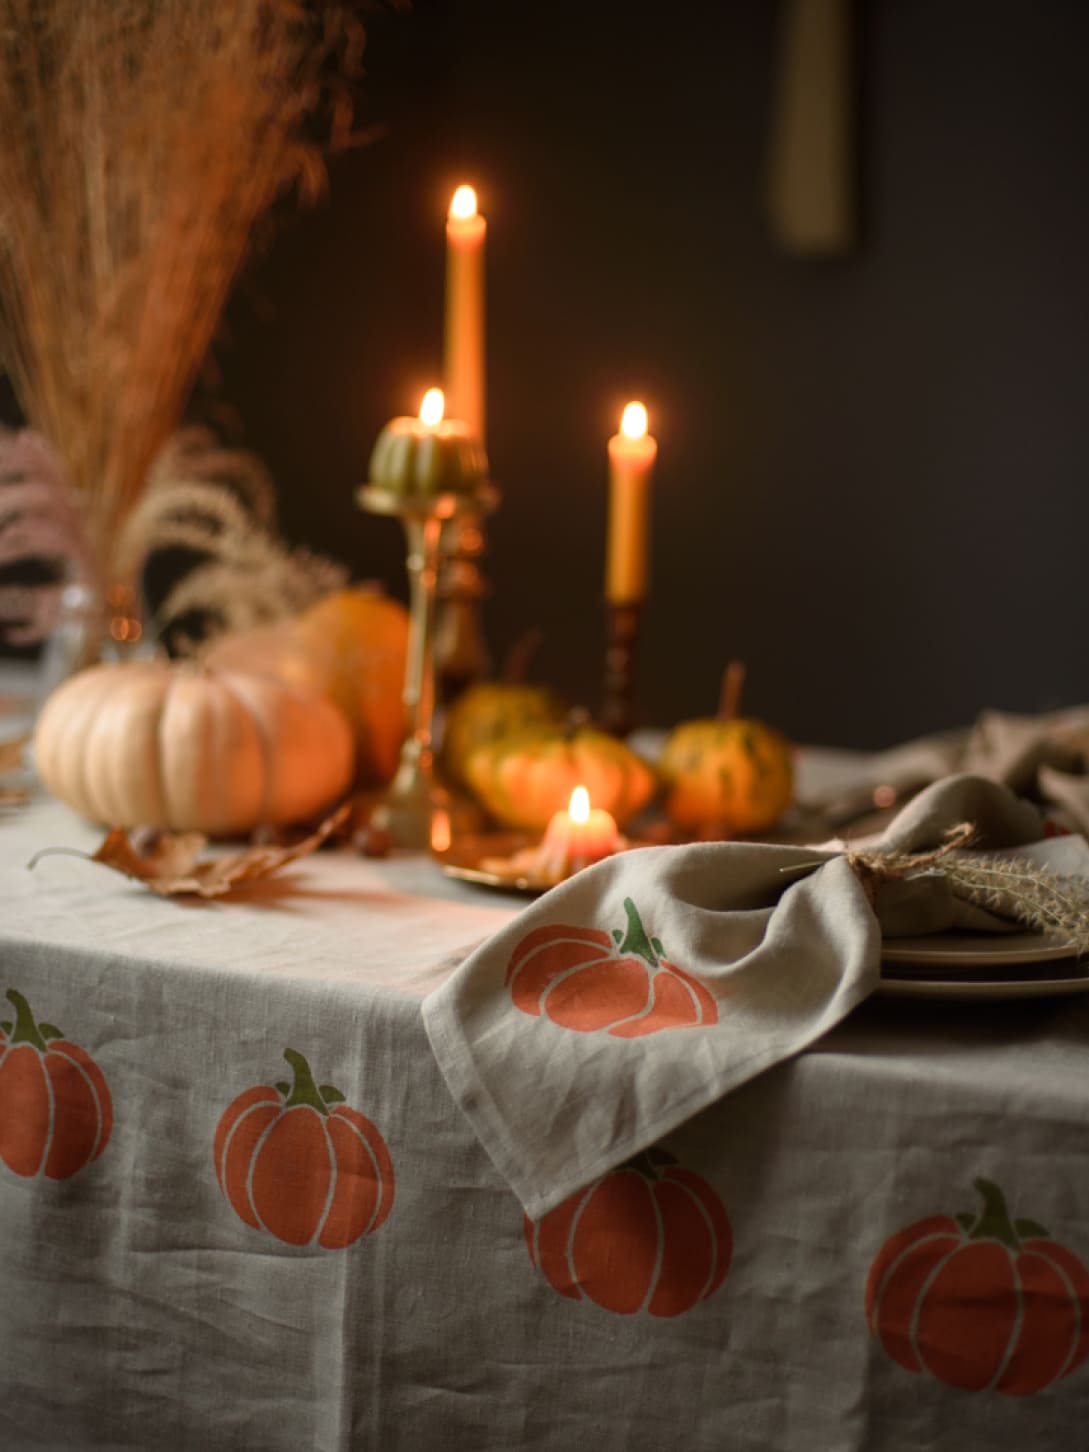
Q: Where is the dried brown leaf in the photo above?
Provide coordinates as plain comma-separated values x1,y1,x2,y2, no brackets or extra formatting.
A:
0,734,29,774
28,803,350,898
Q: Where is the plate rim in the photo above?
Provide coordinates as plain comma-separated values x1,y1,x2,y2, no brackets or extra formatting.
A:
880,930,1076,969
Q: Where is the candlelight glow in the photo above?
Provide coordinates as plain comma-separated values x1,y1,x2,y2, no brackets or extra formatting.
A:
449,185,478,221
569,786,591,823
419,388,445,426
620,402,648,440
430,809,452,854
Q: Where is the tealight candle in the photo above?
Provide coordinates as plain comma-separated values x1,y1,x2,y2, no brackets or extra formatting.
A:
605,401,658,604
444,184,486,446
535,785,621,878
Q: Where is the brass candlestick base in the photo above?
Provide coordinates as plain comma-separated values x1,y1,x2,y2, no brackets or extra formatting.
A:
357,482,498,849
599,601,642,739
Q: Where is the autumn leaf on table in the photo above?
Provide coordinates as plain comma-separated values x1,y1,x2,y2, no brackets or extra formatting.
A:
27,803,350,898
0,733,30,806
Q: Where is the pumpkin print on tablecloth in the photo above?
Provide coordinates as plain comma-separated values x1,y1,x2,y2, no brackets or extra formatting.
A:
0,988,113,1179
506,896,718,1037
866,1178,1089,1396
214,1048,394,1250
525,1148,732,1317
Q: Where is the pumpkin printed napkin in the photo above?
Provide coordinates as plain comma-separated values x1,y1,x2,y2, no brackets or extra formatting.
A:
422,776,1073,1220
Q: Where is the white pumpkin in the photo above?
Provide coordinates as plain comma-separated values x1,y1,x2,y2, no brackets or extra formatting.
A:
33,660,354,836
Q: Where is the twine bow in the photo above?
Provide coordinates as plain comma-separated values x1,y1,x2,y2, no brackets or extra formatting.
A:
844,822,977,908
785,822,1089,957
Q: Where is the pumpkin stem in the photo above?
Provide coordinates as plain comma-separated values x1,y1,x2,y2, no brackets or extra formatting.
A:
501,628,543,683
617,897,660,968
718,661,746,723
965,1178,1022,1251
281,1048,329,1115
4,988,49,1052
623,1149,663,1180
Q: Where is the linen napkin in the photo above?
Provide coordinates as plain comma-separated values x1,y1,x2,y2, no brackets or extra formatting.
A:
422,775,1069,1220
809,704,1089,836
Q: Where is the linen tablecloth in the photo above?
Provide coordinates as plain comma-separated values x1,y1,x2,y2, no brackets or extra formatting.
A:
4,793,1089,1450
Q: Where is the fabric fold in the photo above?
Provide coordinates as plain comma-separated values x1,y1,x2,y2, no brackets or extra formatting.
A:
423,842,880,1218
422,776,1084,1219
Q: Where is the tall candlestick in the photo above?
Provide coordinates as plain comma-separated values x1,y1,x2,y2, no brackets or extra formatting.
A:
444,184,486,444
605,401,657,604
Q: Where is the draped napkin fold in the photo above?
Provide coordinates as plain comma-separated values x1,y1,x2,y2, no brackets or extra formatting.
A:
810,705,1089,837
422,775,1077,1220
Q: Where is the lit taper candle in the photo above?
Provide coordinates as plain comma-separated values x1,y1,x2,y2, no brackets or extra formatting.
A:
605,401,657,603
444,184,486,445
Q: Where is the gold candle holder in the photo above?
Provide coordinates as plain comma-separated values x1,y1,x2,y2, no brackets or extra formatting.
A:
357,480,498,849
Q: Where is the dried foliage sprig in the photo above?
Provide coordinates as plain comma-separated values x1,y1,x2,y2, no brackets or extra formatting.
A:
849,824,1089,957
0,424,347,647
127,428,348,647
0,0,366,592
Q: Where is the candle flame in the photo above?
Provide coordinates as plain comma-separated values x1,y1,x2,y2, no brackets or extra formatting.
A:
569,786,591,823
620,401,648,440
449,184,478,220
430,809,452,854
419,388,445,426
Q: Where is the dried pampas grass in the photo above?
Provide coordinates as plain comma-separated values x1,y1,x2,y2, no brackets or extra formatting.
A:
0,0,365,597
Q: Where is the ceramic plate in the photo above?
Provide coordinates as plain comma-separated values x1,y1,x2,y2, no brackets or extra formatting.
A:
878,973,1089,1001
879,930,1088,999
881,931,1077,969
437,834,550,895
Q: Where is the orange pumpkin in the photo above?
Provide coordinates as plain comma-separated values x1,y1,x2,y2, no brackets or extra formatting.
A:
507,896,718,1037
214,1048,395,1250
525,1148,732,1317
206,588,408,787
464,724,655,831
0,989,113,1179
33,658,354,836
865,1178,1089,1395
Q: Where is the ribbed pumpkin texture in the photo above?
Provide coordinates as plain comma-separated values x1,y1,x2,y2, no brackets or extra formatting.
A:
0,989,113,1180
214,1048,395,1250
34,658,353,835
866,1179,1089,1396
525,1151,731,1317
206,588,408,786
464,725,656,831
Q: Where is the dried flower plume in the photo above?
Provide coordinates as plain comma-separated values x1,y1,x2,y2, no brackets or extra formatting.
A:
850,824,1089,957
0,424,347,646
0,0,365,600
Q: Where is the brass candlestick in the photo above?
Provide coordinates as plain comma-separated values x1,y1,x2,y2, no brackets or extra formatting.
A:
435,511,492,704
358,481,498,848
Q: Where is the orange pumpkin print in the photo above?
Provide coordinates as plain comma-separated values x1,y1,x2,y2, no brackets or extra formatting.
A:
214,1048,394,1250
866,1178,1089,1396
0,988,113,1179
525,1149,732,1317
506,896,718,1037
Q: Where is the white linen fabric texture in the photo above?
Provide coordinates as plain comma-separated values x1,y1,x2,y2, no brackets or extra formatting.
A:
423,775,1057,1220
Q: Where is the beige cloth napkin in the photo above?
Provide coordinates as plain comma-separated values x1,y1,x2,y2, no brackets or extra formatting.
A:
423,776,1071,1219
811,706,1089,837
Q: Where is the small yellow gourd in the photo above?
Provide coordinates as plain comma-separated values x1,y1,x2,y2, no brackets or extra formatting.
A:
33,659,354,837
439,681,567,790
658,663,794,837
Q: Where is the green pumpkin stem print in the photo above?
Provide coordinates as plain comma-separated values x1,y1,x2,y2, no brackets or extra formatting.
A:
0,988,113,1178
506,897,719,1036
866,1179,1089,1395
214,1047,395,1249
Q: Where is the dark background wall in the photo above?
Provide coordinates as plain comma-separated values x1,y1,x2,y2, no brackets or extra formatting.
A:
8,0,1089,749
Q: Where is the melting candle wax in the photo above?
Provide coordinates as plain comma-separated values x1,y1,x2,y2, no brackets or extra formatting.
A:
535,786,620,876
